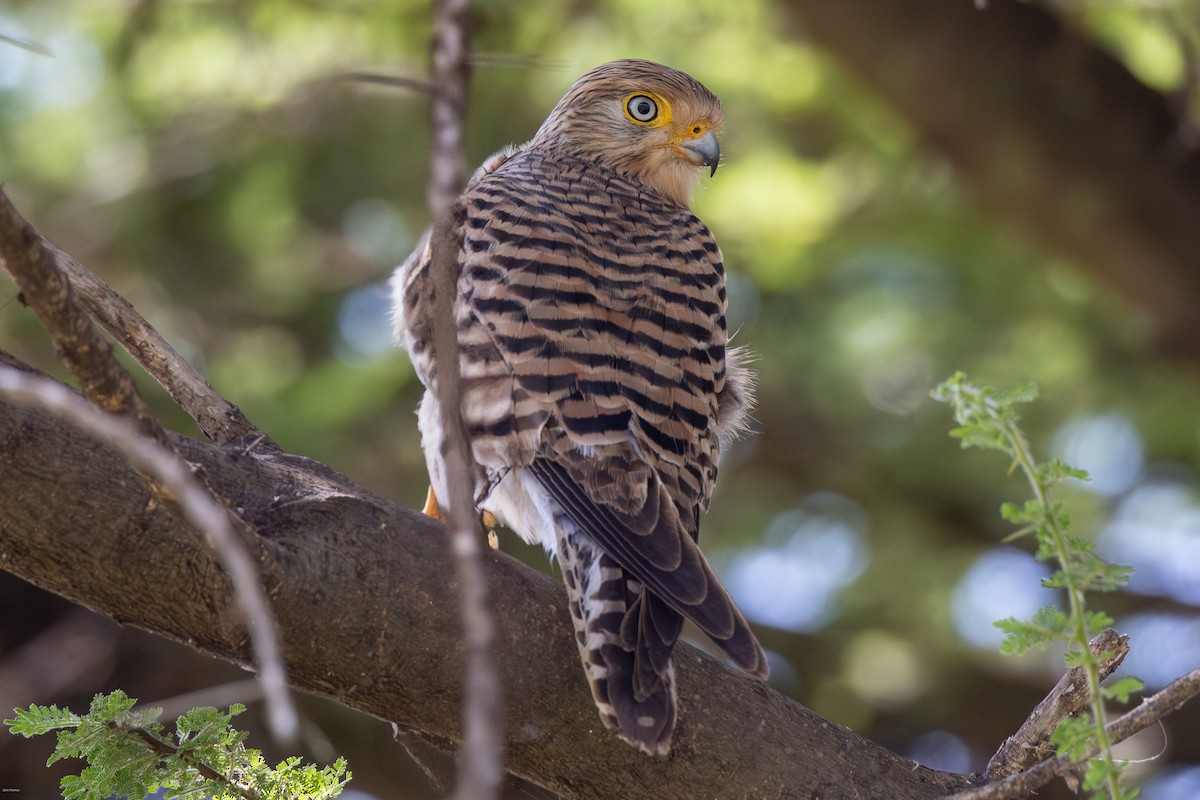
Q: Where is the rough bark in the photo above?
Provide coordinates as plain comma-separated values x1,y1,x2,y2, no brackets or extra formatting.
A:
787,0,1200,359
0,386,973,800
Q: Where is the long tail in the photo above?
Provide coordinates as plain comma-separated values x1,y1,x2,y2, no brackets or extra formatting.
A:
557,520,678,756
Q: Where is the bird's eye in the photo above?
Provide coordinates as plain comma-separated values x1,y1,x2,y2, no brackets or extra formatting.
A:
626,94,658,123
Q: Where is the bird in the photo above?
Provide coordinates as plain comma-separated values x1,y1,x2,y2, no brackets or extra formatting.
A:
391,58,768,756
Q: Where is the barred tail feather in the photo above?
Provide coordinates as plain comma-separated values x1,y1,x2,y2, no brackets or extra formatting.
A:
557,521,677,756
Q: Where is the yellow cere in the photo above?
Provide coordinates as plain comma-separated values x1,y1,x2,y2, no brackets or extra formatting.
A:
623,91,671,128
681,119,712,141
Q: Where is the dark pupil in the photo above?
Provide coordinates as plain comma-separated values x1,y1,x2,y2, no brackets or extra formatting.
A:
636,100,652,117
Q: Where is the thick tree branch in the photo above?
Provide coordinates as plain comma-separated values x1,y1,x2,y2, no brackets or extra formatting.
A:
0,385,974,800
0,366,296,743
787,0,1200,359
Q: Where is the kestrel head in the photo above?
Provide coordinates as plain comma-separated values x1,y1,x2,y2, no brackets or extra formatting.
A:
530,59,724,207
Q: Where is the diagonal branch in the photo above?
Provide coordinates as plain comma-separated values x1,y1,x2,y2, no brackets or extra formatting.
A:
0,383,975,800
984,628,1129,780
46,241,264,446
0,365,296,745
115,722,261,800
951,668,1200,800
0,189,167,446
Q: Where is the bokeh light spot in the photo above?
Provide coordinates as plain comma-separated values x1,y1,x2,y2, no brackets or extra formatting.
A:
725,493,868,632
907,730,974,773
1117,613,1200,690
342,198,412,266
1100,478,1200,606
1052,412,1143,497
337,283,394,363
952,547,1057,649
1139,765,1200,800
844,630,927,709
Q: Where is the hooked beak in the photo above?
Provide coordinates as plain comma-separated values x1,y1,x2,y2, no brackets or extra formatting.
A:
681,130,721,177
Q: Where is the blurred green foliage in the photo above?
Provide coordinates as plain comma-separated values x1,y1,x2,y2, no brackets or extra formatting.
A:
4,1,1200,797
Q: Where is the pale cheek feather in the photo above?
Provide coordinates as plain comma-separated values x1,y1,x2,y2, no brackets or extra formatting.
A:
646,154,701,207
582,102,702,206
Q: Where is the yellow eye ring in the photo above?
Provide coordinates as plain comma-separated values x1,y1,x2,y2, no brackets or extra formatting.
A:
623,92,671,127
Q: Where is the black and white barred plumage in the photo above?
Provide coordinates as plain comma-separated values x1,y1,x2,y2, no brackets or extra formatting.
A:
393,59,766,756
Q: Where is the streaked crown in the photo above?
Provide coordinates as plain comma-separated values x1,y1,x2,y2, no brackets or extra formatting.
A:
530,59,725,206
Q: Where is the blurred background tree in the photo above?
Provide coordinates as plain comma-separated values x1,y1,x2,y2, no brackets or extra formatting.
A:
2,1,1200,798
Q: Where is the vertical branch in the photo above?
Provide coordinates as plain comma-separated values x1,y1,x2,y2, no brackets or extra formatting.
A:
426,1,504,798
428,0,469,220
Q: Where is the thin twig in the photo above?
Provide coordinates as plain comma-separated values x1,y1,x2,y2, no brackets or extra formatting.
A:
46,241,265,446
137,679,264,721
427,0,469,216
392,725,450,794
339,70,435,95
0,188,168,447
950,668,1200,800
0,609,118,723
984,629,1130,780
425,0,504,798
0,366,298,745
0,31,52,56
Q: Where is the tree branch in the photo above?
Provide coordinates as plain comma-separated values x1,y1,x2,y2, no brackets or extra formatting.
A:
425,1,504,798
115,722,261,800
0,366,296,743
984,628,1129,781
950,668,1200,800
46,240,264,446
0,381,975,799
0,190,167,445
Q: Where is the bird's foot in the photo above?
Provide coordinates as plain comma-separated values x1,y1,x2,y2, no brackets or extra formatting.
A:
482,509,500,550
421,486,441,520
422,486,500,549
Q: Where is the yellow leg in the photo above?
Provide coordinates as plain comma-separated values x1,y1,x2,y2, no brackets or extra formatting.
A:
482,510,500,550
422,486,441,519
424,486,498,550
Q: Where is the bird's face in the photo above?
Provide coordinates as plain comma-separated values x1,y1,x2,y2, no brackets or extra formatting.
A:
531,60,725,207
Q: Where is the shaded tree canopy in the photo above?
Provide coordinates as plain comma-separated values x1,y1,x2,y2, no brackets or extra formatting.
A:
3,1,1200,798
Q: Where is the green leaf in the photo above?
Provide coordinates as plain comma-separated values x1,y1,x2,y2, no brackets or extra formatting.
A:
994,380,1039,406
1102,676,1145,704
6,692,350,800
1051,715,1096,761
939,371,1137,800
5,704,82,737
1038,459,1090,484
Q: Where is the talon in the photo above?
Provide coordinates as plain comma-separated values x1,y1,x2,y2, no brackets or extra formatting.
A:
422,486,441,520
482,509,500,550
